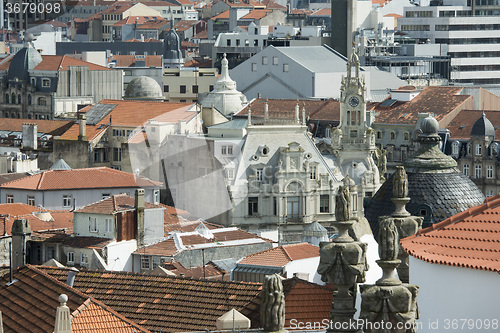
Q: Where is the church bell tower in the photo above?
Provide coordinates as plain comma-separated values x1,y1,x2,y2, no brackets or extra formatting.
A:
330,48,380,198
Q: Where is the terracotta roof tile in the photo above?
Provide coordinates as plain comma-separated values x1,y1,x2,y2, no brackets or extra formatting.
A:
168,19,197,32
75,194,164,214
240,9,272,20
136,18,170,29
138,227,271,256
401,194,500,273
34,55,110,71
447,110,500,140
0,118,73,135
164,220,222,233
239,242,319,267
212,10,229,20
109,54,162,67
0,266,150,332
0,167,160,190
282,278,334,329
158,260,227,279
38,266,263,332
310,8,331,16
57,100,195,141
0,204,73,235
236,98,340,122
370,86,473,126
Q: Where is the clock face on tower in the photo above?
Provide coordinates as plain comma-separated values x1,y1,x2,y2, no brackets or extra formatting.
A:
348,96,360,107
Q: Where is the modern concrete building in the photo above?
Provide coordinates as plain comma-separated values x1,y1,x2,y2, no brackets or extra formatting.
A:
398,0,500,85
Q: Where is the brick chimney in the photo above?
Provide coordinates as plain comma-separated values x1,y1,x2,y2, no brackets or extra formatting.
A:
78,113,87,141
135,189,145,247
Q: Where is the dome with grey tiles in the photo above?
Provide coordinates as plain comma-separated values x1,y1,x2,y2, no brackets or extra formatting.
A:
8,34,43,82
124,76,164,100
365,116,485,238
471,112,495,140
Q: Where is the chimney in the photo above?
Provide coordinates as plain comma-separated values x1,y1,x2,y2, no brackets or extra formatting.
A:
11,219,31,270
54,294,72,333
22,123,37,150
66,267,79,287
264,99,269,121
78,113,87,141
295,100,299,123
135,189,145,247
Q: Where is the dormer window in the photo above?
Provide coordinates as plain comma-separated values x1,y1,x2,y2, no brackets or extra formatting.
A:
42,78,50,87
452,141,459,155
475,144,482,156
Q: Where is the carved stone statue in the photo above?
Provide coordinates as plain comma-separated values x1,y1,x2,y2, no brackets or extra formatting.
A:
335,185,351,222
378,217,399,261
261,274,286,333
375,147,388,180
393,166,409,199
332,127,342,147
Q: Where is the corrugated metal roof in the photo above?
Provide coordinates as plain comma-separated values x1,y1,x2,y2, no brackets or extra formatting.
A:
275,45,348,73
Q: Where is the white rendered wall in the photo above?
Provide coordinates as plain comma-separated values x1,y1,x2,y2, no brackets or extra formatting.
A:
409,257,500,333
106,240,137,271
284,257,323,284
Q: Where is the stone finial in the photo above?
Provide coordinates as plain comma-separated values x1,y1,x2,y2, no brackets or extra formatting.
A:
302,102,306,125
261,274,286,333
378,218,398,262
248,106,252,126
54,294,72,333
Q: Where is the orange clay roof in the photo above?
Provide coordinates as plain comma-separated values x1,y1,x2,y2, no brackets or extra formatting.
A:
136,18,169,29
0,204,73,234
75,193,165,214
240,9,272,20
0,118,73,135
401,194,500,274
447,110,500,140
109,54,162,67
369,86,472,126
58,100,194,141
236,98,340,122
212,10,229,20
238,242,319,267
113,16,158,27
0,265,151,332
38,266,263,332
384,13,403,18
310,8,331,16
283,278,334,329
0,167,160,191
33,55,110,71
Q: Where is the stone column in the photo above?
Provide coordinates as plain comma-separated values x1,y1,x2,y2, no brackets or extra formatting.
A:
390,166,423,283
359,217,419,333
318,184,368,333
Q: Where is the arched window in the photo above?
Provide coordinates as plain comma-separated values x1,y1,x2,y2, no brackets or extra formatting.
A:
28,95,32,105
11,93,15,104
18,94,21,104
38,97,47,106
5,112,8,118
5,94,9,103
403,132,409,141
377,131,382,139
390,132,396,140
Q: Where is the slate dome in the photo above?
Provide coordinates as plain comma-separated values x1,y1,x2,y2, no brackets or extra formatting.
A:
8,39,43,82
124,76,164,100
471,112,495,139
365,116,485,238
